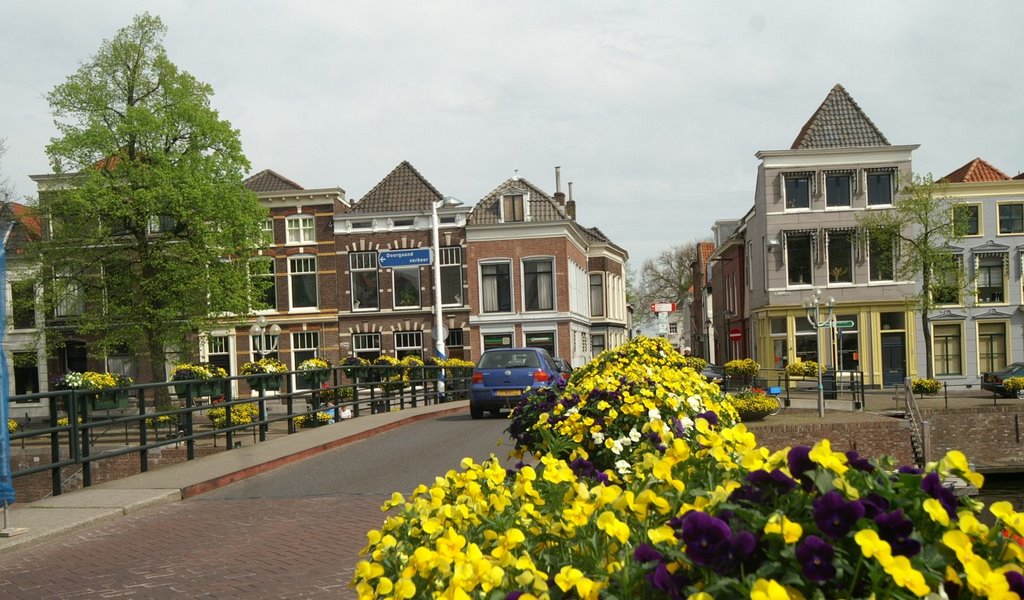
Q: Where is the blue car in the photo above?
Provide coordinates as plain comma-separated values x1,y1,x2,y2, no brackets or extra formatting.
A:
470,347,561,419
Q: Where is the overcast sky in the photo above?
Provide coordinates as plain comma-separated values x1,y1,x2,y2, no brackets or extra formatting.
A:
3,2,1023,268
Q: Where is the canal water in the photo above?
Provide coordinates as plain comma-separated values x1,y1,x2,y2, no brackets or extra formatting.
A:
977,473,1024,512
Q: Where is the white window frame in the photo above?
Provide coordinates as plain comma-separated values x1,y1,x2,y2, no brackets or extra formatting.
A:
260,218,275,246
350,251,379,311
589,273,605,317
292,331,321,389
394,331,423,359
439,246,463,306
286,214,315,245
522,257,555,312
480,260,513,314
288,255,318,310
352,332,381,360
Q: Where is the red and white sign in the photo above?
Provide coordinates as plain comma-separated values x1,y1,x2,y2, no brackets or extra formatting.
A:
728,328,742,342
651,302,677,313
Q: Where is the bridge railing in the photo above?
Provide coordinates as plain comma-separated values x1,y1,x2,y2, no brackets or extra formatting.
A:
7,365,471,500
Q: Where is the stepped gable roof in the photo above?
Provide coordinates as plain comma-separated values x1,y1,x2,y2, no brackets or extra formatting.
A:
467,176,568,225
351,161,442,213
941,158,1010,183
791,84,890,150
244,169,304,192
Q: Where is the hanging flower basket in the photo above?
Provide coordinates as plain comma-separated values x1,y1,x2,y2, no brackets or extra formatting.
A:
340,357,370,381
246,374,282,391
90,389,131,410
297,357,331,386
170,362,227,397
241,357,287,391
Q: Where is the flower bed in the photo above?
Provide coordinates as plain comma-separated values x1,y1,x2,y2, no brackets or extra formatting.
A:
354,336,1024,599
728,387,779,421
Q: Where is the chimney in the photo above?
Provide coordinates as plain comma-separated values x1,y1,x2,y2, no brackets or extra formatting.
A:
553,166,565,206
566,181,576,220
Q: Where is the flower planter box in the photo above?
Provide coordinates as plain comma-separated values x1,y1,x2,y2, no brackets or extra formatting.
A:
90,389,130,410
174,381,221,397
300,369,330,387
246,374,282,391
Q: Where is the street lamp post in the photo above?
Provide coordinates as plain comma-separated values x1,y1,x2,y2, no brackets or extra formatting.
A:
248,315,281,357
431,196,463,392
802,289,835,418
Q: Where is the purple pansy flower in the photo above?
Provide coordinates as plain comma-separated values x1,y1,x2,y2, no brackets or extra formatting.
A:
921,472,958,521
796,535,837,582
844,450,875,472
813,490,865,538
1006,571,1024,597
875,510,921,557
788,446,816,490
648,562,688,599
633,543,663,564
680,511,732,567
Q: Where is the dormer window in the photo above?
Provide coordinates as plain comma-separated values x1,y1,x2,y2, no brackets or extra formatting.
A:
501,194,525,222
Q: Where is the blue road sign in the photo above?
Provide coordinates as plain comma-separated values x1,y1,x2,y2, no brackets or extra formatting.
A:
378,248,432,268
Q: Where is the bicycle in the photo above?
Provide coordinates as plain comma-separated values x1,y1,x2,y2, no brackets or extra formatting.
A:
766,386,784,415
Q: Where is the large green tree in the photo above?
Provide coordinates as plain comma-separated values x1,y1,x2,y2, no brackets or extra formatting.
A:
35,13,266,383
858,173,966,379
633,242,707,328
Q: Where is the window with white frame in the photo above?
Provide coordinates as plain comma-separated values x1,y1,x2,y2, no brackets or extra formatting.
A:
783,173,811,209
286,214,315,244
260,218,275,246
827,230,854,284
439,247,463,306
350,251,379,310
785,232,813,286
289,256,318,308
250,328,280,362
445,328,465,360
978,321,1007,373
998,203,1024,234
292,331,321,387
589,274,604,317
251,257,276,311
825,172,852,207
394,331,423,359
501,194,525,222
868,232,895,281
976,254,1007,304
393,267,420,309
206,335,232,376
523,258,554,311
933,323,962,376
866,170,894,206
352,332,381,361
481,262,512,313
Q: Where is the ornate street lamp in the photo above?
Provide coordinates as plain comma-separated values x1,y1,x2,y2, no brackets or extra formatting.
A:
803,289,835,418
248,315,281,358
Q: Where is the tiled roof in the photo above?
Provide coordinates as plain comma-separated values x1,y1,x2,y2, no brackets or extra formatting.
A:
1,202,41,250
467,177,568,225
791,84,890,150
1015,172,1024,180
584,226,610,242
941,158,1010,183
351,161,442,213
243,169,305,192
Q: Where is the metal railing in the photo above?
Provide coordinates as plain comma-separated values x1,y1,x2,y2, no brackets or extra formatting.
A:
7,365,471,499
717,368,866,410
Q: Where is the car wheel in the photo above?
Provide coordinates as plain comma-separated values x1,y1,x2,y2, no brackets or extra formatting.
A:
470,404,484,419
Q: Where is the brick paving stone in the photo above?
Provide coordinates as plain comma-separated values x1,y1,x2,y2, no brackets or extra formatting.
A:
0,494,391,599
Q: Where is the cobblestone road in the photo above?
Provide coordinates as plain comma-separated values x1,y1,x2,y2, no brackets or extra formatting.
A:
0,494,386,599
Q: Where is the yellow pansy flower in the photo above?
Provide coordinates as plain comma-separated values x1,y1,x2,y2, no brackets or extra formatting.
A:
764,513,803,544
751,578,791,600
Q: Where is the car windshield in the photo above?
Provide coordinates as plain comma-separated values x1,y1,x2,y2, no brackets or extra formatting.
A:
479,351,540,369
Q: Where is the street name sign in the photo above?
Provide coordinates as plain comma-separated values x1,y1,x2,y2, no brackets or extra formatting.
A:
378,248,432,268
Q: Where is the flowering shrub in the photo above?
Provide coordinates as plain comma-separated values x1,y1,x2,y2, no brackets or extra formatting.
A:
170,362,227,381
912,378,943,395
145,414,178,430
507,336,737,478
787,360,824,377
681,355,707,373
724,357,760,379
56,416,83,427
53,371,130,391
292,411,332,428
7,418,18,433
728,387,780,421
297,357,329,371
1003,377,1024,395
240,357,287,375
355,335,1024,599
206,402,259,429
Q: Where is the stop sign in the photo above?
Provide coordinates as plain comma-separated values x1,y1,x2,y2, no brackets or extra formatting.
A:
728,328,742,342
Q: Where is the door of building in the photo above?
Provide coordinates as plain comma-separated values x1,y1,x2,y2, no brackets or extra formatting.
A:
880,332,906,387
